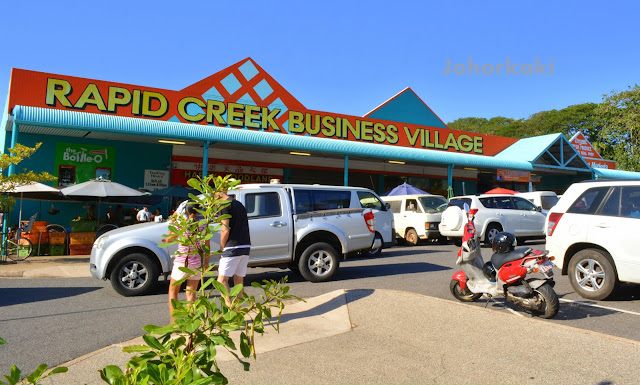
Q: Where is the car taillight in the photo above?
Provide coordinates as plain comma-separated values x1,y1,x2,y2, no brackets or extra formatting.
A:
364,210,375,233
547,212,563,236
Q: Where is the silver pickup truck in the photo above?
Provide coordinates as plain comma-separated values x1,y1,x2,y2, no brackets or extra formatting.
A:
90,183,379,296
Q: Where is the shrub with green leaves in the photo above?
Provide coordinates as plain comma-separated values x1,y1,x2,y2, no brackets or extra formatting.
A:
99,174,301,384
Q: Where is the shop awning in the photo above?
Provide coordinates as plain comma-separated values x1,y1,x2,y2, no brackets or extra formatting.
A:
593,168,640,180
12,106,536,171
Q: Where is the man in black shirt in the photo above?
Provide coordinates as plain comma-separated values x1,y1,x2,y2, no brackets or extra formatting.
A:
216,189,251,305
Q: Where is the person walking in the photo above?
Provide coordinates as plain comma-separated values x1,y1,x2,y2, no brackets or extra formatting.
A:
216,189,251,306
166,202,209,323
136,206,152,222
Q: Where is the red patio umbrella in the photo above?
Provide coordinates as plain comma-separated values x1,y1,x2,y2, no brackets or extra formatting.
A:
484,187,519,194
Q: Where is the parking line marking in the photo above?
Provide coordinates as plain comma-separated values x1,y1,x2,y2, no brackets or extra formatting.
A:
560,298,640,316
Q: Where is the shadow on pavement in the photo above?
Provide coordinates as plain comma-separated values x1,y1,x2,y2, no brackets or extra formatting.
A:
0,287,101,306
338,262,450,280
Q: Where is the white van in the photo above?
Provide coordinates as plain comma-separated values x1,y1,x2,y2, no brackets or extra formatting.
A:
382,194,448,245
517,191,559,214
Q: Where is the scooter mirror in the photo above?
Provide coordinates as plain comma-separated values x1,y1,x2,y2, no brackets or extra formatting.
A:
463,202,470,213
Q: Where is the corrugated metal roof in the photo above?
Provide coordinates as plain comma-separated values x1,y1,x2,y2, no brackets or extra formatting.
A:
13,106,535,170
494,134,561,162
593,168,640,180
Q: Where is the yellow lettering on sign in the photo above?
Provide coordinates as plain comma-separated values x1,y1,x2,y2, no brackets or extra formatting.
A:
227,103,244,127
142,91,168,117
474,136,483,154
458,135,473,152
178,97,205,122
360,121,373,142
288,111,305,133
444,133,459,151
245,105,261,129
107,87,132,112
321,115,336,137
262,107,281,131
74,83,106,111
386,125,399,144
132,90,141,115
46,78,73,107
206,100,226,125
373,123,386,143
308,114,320,135
404,126,420,146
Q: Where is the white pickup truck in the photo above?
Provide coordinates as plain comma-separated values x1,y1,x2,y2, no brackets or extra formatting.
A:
90,183,379,296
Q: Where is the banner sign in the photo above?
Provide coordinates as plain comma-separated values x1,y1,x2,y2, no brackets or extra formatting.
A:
497,169,530,183
569,132,616,169
7,68,518,156
144,170,169,191
171,160,283,186
54,142,116,186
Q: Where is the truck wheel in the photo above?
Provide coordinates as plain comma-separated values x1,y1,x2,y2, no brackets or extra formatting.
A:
362,233,383,258
568,249,617,300
298,242,340,282
110,253,158,296
404,229,418,246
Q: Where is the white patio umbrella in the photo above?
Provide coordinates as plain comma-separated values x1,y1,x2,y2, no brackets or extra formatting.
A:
0,181,61,225
60,178,144,224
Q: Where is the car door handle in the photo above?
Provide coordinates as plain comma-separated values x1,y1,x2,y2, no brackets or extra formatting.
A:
595,223,610,228
270,221,287,227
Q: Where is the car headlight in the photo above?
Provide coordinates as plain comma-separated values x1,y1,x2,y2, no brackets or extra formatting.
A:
95,235,109,249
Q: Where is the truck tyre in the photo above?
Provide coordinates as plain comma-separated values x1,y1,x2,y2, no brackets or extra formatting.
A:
568,249,617,300
110,253,158,296
404,229,419,246
362,232,383,258
298,242,340,282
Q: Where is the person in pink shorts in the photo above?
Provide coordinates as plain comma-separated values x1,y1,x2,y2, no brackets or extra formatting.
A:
166,202,209,322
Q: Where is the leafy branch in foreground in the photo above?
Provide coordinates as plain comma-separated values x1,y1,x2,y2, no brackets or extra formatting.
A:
100,174,303,384
0,337,67,385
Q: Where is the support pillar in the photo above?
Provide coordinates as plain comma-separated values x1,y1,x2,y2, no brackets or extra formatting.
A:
202,141,209,177
447,164,454,198
344,155,349,186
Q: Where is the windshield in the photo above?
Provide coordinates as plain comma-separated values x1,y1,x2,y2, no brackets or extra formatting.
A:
419,196,448,213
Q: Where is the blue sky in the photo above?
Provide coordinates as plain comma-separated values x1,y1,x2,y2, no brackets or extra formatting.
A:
1,1,638,124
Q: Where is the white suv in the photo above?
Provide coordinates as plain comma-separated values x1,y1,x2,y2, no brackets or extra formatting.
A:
545,180,640,300
439,194,547,246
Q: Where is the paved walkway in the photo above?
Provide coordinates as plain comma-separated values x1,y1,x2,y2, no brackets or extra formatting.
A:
3,256,640,384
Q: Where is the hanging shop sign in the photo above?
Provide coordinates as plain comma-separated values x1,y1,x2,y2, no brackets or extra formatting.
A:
171,158,283,186
144,169,169,191
54,142,116,186
497,169,530,183
569,132,616,170
7,66,518,156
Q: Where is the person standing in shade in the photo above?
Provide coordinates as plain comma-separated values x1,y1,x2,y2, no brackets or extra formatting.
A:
137,206,152,222
166,202,209,323
216,189,251,305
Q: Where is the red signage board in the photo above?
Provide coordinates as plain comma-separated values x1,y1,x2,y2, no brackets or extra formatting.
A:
585,158,617,170
6,59,518,156
570,132,602,159
497,169,530,183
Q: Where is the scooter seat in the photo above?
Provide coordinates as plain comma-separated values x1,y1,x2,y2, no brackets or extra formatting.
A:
491,247,532,269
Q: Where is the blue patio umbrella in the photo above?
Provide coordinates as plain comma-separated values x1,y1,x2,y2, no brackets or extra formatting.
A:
384,182,429,196
150,185,197,198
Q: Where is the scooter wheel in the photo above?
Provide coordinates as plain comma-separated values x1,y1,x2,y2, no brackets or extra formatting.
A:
530,282,560,319
450,279,482,302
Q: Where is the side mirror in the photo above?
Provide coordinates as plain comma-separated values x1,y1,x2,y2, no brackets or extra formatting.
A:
536,206,542,212
385,202,391,210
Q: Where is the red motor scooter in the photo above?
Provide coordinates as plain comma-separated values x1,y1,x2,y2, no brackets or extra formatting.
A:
449,204,559,319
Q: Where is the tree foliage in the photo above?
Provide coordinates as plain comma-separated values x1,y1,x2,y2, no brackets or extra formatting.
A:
0,143,56,212
595,85,640,171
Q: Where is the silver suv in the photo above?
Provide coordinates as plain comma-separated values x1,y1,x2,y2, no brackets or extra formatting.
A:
439,194,547,246
545,180,640,300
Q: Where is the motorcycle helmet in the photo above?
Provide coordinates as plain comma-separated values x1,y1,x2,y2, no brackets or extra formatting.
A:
492,232,516,254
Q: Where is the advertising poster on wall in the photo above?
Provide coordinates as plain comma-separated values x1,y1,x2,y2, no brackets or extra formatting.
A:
54,142,116,186
144,170,169,191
